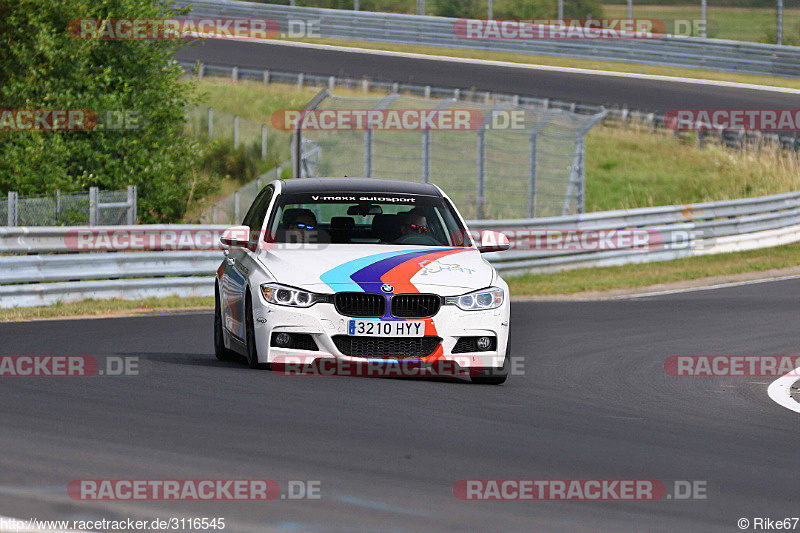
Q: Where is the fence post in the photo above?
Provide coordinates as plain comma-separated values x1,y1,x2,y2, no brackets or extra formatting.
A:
232,66,239,82
55,189,61,225
421,130,431,183
234,191,241,224
89,187,99,226
208,107,213,139
126,185,136,224
297,73,304,89
328,76,336,90
7,191,17,227
528,132,537,218
476,126,486,219
234,116,240,149
424,86,431,99
261,125,268,161
263,69,270,85
362,79,369,92
364,128,373,178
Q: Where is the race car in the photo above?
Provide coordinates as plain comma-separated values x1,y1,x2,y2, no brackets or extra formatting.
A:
214,178,512,384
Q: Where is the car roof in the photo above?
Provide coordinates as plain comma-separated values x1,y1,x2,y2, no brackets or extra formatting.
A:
278,178,441,197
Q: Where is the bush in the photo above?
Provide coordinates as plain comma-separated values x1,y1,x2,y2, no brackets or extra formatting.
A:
0,0,202,223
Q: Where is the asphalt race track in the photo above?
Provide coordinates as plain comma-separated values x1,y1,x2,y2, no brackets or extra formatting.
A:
174,40,800,112
1,278,799,531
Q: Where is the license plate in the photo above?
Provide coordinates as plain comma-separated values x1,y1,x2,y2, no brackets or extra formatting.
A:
348,320,425,337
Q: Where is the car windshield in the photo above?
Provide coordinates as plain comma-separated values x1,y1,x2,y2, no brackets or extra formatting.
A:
266,192,471,247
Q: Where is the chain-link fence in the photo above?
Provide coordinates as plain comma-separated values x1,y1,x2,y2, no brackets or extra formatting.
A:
185,105,291,166
293,91,605,219
0,187,136,226
196,165,290,224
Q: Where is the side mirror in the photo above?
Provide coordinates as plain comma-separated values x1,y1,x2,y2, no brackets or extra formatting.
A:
477,230,511,253
220,225,250,248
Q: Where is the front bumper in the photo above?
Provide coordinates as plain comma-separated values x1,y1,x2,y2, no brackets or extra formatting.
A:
251,292,509,371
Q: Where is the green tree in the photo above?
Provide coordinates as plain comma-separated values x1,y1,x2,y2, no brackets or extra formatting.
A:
0,0,204,222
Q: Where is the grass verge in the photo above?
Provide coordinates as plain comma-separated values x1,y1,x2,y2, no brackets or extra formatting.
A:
0,296,214,323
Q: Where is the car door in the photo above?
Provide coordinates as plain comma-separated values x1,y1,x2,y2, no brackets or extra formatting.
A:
222,186,274,341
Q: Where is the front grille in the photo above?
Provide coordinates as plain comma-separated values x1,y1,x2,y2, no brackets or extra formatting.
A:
452,336,496,354
390,294,441,318
334,293,386,318
271,332,319,351
333,335,441,358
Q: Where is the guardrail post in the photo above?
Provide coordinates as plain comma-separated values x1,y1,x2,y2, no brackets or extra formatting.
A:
263,69,270,85
361,79,369,92
231,66,239,83
198,63,204,79
512,95,519,106
7,191,17,227
297,73,304,89
364,128,373,178
208,107,213,139
261,125,268,161
126,185,136,224
424,86,431,99
453,88,460,100
476,126,486,219
234,116,240,149
392,82,399,93
328,76,336,90
528,132,537,218
89,187,98,226
421,130,431,183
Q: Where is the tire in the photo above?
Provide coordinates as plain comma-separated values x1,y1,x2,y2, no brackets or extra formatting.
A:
214,284,236,362
471,339,510,385
245,294,268,370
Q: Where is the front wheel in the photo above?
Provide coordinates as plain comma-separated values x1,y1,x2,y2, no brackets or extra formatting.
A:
471,339,510,385
214,285,236,361
245,295,268,370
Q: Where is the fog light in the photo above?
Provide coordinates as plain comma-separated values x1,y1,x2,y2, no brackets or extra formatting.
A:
476,336,492,351
275,333,292,347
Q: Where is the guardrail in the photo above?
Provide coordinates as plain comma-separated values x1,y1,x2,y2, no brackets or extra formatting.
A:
178,0,800,78
2,190,800,307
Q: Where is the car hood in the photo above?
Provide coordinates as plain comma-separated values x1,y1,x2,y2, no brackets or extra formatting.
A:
257,244,494,295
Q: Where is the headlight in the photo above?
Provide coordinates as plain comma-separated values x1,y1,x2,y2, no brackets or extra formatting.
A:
445,287,504,311
261,283,328,308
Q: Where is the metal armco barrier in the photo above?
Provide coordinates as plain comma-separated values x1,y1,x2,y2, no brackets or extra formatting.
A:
2,190,800,307
178,0,800,78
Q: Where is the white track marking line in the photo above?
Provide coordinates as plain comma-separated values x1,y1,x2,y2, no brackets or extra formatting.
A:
614,274,800,299
237,39,800,94
768,367,800,414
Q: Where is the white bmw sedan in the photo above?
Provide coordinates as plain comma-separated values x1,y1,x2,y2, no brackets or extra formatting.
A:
214,178,512,384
